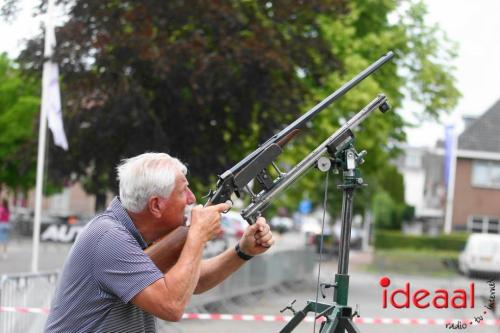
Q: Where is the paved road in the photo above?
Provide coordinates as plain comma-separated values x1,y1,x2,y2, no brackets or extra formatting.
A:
2,233,499,333
0,238,73,274
160,259,500,333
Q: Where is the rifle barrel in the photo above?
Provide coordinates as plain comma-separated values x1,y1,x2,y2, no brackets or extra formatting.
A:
228,51,394,176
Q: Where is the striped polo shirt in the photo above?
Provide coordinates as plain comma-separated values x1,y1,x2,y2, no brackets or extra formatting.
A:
44,197,164,333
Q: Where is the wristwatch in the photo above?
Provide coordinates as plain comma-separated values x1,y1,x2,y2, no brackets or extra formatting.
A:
235,243,253,260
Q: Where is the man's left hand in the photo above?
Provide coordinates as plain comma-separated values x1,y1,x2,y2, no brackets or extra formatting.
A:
239,217,274,256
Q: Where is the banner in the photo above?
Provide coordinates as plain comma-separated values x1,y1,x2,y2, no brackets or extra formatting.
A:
42,7,68,150
444,125,454,187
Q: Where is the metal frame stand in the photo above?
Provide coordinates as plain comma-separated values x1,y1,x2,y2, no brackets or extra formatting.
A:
280,138,364,333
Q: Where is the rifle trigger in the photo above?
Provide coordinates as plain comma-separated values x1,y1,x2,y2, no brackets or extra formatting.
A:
223,200,233,213
202,189,214,199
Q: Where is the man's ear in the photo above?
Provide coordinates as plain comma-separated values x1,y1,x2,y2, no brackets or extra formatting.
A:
148,196,163,218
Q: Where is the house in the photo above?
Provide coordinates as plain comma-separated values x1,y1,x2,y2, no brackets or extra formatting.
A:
394,145,445,234
451,99,500,234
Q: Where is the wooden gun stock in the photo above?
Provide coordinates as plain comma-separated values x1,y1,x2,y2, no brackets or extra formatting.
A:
144,226,189,273
276,129,301,148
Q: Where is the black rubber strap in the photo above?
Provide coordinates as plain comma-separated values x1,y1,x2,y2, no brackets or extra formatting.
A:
235,243,253,260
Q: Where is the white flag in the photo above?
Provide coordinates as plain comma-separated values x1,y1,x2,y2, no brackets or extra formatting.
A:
42,1,68,150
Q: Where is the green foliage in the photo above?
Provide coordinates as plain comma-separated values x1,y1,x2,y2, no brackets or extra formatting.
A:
372,190,398,230
0,53,40,192
402,204,415,221
374,230,469,251
378,164,405,204
370,249,460,276
273,0,460,217
6,0,460,211
369,163,408,230
17,0,350,197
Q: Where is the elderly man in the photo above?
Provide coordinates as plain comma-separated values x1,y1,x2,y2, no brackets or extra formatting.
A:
45,152,274,333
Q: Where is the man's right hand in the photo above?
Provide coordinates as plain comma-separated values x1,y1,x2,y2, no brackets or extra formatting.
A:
189,203,230,243
134,201,230,322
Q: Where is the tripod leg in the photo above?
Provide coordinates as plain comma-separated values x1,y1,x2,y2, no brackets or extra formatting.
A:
317,307,341,333
279,310,307,333
343,318,361,333
320,316,340,333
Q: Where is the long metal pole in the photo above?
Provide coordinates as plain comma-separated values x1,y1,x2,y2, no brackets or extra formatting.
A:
31,0,55,273
31,94,48,273
337,188,355,275
332,185,356,310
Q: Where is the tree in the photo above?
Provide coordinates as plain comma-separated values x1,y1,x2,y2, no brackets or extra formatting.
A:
14,0,350,209
0,53,40,194
4,0,459,213
273,0,460,218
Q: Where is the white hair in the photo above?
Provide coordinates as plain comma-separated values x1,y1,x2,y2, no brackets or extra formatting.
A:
117,152,187,212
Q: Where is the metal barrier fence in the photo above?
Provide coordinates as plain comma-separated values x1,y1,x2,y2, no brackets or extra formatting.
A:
0,248,315,333
0,271,59,333
188,248,315,309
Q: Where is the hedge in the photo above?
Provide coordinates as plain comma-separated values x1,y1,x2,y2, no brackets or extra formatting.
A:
374,230,469,251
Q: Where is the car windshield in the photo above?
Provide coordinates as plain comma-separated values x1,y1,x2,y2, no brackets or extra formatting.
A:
469,238,500,254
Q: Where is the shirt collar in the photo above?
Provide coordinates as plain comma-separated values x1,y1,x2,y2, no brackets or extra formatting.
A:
108,196,149,249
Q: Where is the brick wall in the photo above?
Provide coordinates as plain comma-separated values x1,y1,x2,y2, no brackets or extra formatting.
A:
452,158,500,228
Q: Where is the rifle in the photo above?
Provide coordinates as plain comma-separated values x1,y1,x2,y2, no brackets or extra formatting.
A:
146,51,394,272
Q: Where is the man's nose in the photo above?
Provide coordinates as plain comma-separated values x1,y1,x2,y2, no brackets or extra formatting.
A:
187,189,196,204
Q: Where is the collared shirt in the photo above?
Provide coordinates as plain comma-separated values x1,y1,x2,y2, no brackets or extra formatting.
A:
44,197,164,333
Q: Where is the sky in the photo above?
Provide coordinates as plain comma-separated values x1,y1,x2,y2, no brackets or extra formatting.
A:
403,0,500,147
1,0,500,148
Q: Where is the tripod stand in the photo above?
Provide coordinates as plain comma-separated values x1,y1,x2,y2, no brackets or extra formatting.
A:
279,137,365,333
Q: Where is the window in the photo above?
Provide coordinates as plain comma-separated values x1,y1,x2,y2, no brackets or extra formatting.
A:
471,160,500,188
405,151,421,169
488,219,499,234
468,216,500,234
469,216,484,233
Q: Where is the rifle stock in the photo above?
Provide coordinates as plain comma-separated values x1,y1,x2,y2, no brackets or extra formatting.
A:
145,226,189,273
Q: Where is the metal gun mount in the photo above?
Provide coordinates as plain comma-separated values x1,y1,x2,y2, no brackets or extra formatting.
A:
206,52,395,218
241,94,390,224
278,103,390,332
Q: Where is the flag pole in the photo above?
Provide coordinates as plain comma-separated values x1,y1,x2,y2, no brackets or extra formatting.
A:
443,125,457,235
32,0,55,272
32,97,48,272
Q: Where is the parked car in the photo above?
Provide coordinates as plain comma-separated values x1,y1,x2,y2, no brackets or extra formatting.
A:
203,235,228,259
300,216,335,253
458,233,500,277
270,216,293,233
203,211,248,258
221,211,247,239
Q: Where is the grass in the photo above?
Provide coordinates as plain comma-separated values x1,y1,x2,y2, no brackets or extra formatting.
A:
361,248,460,277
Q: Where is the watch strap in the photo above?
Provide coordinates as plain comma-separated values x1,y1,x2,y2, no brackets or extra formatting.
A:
235,243,253,260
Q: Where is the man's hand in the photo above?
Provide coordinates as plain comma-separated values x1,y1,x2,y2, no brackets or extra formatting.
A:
238,217,274,256
189,203,230,243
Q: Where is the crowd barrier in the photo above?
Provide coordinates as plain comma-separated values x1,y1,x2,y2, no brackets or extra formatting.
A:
0,271,59,333
0,248,315,333
188,248,315,309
